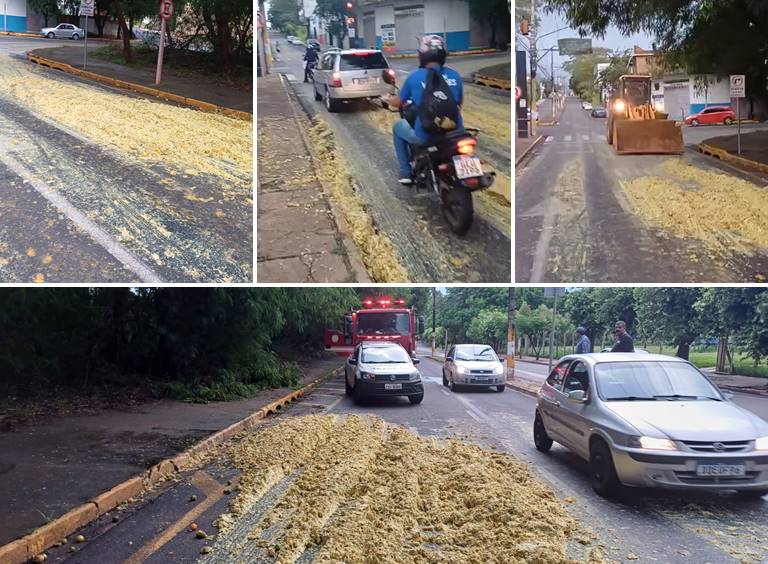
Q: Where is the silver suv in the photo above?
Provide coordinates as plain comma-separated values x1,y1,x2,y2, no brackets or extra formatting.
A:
312,48,396,112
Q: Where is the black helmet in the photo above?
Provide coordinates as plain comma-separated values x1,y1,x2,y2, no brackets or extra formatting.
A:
418,34,447,67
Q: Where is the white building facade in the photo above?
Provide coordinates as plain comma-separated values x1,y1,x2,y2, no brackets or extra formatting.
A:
651,75,732,121
1,0,27,32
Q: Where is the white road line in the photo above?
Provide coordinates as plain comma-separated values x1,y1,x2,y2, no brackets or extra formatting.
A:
582,134,590,141
0,149,163,283
465,409,484,423
285,73,297,82
564,134,572,142
544,135,553,144
324,396,344,412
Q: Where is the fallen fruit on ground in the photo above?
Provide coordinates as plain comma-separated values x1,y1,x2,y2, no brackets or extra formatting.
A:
196,530,207,539
74,534,85,543
33,554,47,563
214,414,575,563
189,523,199,531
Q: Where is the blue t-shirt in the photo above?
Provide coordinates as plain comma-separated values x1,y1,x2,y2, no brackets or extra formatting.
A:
400,64,464,140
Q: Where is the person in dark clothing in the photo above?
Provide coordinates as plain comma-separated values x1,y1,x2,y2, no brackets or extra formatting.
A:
303,45,319,82
610,321,635,352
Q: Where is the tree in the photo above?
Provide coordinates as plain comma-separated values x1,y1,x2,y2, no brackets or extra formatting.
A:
466,310,507,352
544,0,768,116
29,0,59,27
634,288,703,359
268,0,300,31
464,0,510,48
562,47,610,102
315,0,347,47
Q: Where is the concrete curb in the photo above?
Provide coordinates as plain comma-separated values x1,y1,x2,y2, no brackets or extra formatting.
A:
388,48,500,60
1,31,112,41
506,380,538,397
698,141,768,174
0,366,342,564
277,74,372,284
515,135,544,166
473,73,510,91
27,53,252,122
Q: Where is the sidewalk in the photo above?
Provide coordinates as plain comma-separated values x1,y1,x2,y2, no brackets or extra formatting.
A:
30,45,252,112
256,74,368,282
515,134,543,165
0,356,342,548
700,129,768,174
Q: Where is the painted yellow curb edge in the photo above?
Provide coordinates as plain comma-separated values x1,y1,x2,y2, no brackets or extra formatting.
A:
0,366,342,564
474,74,511,91
27,53,252,122
699,142,768,174
389,48,500,59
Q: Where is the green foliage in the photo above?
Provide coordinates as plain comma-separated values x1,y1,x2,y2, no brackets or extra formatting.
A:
29,0,59,26
466,310,507,351
0,288,357,401
314,0,347,46
268,0,300,31
562,47,610,101
463,0,510,48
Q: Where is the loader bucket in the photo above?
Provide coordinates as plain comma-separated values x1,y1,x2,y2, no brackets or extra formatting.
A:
612,119,684,155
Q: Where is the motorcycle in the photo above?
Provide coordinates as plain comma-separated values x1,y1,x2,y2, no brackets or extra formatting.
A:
401,101,495,235
304,60,316,83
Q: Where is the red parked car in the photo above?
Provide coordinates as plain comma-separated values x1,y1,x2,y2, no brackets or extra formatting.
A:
684,106,736,126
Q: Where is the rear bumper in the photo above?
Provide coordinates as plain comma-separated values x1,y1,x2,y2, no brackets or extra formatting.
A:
356,380,423,397
329,86,388,100
612,446,768,491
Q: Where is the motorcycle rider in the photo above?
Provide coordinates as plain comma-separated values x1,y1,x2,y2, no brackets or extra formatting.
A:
303,42,319,83
386,34,464,185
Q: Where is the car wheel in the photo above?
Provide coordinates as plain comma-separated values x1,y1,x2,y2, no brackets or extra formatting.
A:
72,33,80,40
533,412,553,453
691,119,700,126
724,117,734,125
495,384,505,393
352,383,365,406
344,375,352,396
409,393,424,405
47,32,55,39
736,489,768,499
589,439,621,497
314,84,323,102
448,378,459,393
325,88,340,113
442,369,448,387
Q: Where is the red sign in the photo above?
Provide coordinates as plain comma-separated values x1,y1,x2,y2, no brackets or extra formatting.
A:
160,0,174,21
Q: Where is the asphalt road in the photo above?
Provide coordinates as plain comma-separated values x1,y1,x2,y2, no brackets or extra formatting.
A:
268,37,511,283
515,96,768,283
46,355,768,563
0,36,253,283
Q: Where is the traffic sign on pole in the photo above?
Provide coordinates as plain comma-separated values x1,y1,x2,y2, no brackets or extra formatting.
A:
730,75,746,155
160,0,174,21
156,1,174,85
79,0,94,16
79,0,93,70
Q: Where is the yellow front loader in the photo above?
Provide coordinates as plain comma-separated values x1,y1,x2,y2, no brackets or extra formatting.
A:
606,75,684,155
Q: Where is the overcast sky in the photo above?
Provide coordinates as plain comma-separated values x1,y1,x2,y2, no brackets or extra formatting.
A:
536,8,654,81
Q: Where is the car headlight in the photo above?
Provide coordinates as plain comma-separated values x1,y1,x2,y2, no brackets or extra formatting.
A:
628,436,678,451
494,365,504,375
755,436,768,451
359,371,375,381
613,99,626,113
410,371,421,381
456,366,469,375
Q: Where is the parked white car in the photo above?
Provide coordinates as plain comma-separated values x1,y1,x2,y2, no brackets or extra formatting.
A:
41,23,84,40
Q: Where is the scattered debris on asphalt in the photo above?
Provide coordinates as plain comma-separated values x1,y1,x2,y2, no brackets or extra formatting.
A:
214,414,577,563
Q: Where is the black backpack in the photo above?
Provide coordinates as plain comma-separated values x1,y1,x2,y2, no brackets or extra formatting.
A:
418,68,460,134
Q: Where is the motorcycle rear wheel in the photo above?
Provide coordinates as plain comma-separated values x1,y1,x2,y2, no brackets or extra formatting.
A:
441,186,473,235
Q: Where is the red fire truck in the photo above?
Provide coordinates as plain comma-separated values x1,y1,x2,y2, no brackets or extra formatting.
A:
324,296,424,357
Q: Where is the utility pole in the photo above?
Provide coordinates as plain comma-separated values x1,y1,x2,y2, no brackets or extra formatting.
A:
548,291,559,373
529,0,537,136
507,288,516,382
431,287,436,356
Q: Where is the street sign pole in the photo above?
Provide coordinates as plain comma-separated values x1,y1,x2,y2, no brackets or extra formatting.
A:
79,0,94,69
84,15,88,69
730,74,745,156
738,102,741,155
548,292,558,373
156,17,166,85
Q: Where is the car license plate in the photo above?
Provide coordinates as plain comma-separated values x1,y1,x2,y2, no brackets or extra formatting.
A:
473,379,489,384
384,383,402,390
355,78,377,85
453,156,483,179
696,463,746,477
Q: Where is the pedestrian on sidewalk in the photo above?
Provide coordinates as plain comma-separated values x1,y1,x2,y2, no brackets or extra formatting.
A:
574,327,591,354
610,321,635,353
303,44,319,82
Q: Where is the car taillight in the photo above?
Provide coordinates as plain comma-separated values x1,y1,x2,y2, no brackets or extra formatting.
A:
464,178,479,187
330,71,342,87
456,138,476,155
437,163,450,172
383,68,396,84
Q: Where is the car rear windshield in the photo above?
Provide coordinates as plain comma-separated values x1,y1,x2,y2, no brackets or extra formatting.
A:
362,346,410,364
455,346,498,362
339,52,387,71
595,361,721,401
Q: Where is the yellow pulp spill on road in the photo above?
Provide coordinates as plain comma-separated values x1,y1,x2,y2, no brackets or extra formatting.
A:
460,83,511,148
621,160,768,256
307,118,410,282
0,70,252,187
218,414,577,563
362,105,511,208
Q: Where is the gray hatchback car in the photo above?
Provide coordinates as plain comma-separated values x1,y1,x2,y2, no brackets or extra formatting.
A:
534,353,768,498
312,48,396,112
442,344,505,392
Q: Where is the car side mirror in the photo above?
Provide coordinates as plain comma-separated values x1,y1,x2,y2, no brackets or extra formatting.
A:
412,358,420,365
567,389,586,402
348,358,357,365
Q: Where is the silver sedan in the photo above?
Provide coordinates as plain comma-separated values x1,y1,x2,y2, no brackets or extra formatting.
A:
42,24,84,40
442,344,505,392
534,353,768,497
